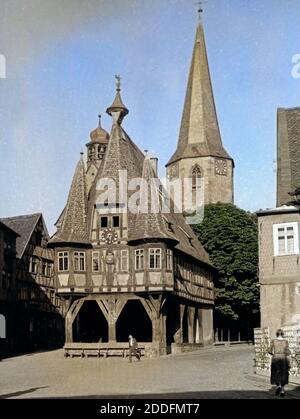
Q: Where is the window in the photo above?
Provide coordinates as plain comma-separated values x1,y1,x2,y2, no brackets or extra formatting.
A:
74,252,85,271
42,262,47,276
135,249,144,270
191,165,202,190
29,257,37,274
92,251,100,272
112,216,120,228
101,217,108,228
273,223,299,256
121,250,128,272
166,249,173,271
47,264,52,277
58,252,69,271
149,248,162,269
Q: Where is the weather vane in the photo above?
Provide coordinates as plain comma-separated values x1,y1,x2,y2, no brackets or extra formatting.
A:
115,74,121,91
195,1,204,20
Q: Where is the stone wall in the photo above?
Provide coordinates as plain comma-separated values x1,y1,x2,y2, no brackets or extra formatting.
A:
254,325,300,383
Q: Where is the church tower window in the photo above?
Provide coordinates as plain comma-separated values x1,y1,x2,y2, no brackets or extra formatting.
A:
191,165,202,190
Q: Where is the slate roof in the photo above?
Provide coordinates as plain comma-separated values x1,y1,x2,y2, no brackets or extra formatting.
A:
128,156,212,266
0,213,46,258
0,221,19,238
167,23,232,166
277,107,300,206
48,157,90,246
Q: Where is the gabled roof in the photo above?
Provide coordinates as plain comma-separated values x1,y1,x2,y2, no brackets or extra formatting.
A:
0,213,46,258
167,23,232,166
48,157,90,246
0,221,19,238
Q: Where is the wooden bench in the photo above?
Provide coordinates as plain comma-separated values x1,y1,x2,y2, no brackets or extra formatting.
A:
64,342,146,359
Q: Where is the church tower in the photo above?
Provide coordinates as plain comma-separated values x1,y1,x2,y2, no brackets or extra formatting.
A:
166,20,234,207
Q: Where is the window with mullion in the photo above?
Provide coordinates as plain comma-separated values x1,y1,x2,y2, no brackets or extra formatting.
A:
149,248,162,269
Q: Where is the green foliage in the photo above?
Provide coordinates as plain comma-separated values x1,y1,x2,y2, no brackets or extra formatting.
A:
193,203,259,324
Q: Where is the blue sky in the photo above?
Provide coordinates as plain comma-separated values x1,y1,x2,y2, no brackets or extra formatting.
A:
0,0,300,233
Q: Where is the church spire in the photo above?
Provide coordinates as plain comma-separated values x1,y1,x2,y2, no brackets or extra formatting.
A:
166,20,232,166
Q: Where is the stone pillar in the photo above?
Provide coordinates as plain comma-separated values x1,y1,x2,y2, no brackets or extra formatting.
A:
200,305,214,346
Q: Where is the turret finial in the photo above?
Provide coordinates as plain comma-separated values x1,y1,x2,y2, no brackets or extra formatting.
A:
98,114,102,128
115,74,121,92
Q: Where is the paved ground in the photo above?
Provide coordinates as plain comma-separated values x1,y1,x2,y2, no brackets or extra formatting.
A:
0,345,299,399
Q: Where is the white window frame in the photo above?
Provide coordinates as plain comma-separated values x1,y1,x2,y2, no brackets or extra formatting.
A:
58,251,69,272
92,251,100,272
135,249,144,270
149,248,162,270
120,250,129,272
273,222,299,256
74,251,86,271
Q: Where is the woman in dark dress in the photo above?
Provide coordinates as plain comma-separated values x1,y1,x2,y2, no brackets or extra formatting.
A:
268,329,290,397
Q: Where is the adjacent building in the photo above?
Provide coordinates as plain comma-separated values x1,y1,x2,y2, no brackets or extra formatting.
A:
0,221,18,357
166,23,234,207
1,213,64,352
257,107,300,337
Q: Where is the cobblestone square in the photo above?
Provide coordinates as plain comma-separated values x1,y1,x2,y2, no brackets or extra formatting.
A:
0,346,299,399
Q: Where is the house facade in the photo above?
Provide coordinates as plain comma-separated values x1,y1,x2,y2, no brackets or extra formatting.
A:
1,213,64,352
0,221,18,357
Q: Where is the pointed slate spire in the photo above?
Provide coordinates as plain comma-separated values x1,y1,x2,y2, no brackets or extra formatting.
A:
167,23,232,166
49,155,89,246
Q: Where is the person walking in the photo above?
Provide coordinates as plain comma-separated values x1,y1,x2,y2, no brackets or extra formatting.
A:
268,329,290,397
128,335,141,363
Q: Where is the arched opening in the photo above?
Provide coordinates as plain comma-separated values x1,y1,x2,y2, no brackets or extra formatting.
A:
73,300,108,343
116,300,152,342
0,313,6,338
166,300,181,347
182,306,189,343
191,165,202,190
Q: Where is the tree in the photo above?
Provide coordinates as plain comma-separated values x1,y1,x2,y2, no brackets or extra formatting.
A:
193,203,259,340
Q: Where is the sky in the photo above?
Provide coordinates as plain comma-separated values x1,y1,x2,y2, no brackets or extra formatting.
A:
0,0,300,234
